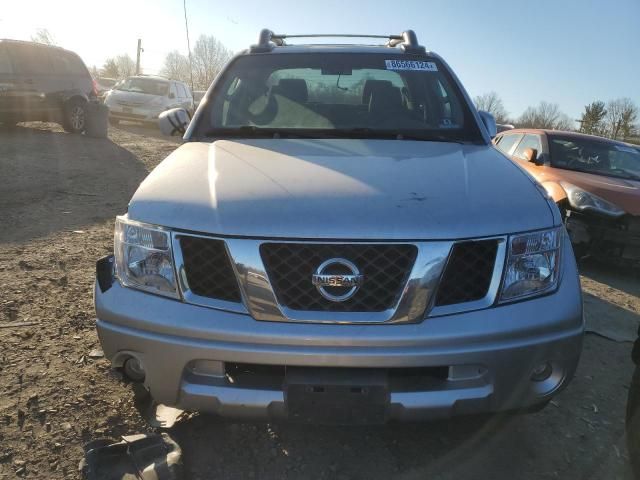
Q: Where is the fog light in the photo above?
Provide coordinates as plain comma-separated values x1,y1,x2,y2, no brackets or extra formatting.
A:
123,357,146,382
530,362,553,382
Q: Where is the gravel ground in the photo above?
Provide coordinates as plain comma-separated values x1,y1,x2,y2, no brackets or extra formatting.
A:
0,122,638,479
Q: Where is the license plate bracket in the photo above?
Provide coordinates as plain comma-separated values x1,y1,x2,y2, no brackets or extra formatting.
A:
284,368,389,424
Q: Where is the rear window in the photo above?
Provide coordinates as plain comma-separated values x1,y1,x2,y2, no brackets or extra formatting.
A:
7,44,51,75
115,77,169,96
98,77,117,88
196,52,483,142
50,50,87,75
177,84,189,98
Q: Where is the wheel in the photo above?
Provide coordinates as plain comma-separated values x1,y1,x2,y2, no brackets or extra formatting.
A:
627,366,640,478
62,99,87,133
123,357,145,383
108,117,120,126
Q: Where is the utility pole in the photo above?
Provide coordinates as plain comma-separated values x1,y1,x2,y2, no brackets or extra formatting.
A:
183,0,195,92
136,39,143,75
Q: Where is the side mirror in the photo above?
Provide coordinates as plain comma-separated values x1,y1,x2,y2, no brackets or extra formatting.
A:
168,92,176,99
477,110,497,139
158,108,190,137
523,147,543,165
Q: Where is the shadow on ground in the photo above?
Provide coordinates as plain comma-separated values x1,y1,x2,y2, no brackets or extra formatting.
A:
0,125,149,243
112,120,182,141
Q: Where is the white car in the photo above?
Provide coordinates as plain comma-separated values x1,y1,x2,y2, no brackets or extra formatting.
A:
104,75,193,125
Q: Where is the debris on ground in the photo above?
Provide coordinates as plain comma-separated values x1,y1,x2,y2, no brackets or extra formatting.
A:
80,433,183,480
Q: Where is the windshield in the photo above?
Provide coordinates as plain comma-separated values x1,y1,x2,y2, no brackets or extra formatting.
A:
549,136,640,180
98,77,116,88
195,53,482,142
115,77,169,96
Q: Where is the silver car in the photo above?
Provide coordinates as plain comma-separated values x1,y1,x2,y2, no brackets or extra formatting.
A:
94,29,583,424
104,75,193,125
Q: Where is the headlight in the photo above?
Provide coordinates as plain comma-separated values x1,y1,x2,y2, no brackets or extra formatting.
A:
114,216,178,298
500,227,562,302
560,181,625,217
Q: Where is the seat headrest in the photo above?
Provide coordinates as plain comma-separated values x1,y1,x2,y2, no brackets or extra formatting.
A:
368,83,403,114
272,79,308,103
362,80,393,104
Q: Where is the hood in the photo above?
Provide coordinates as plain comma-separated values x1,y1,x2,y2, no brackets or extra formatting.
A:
547,168,640,216
128,139,554,240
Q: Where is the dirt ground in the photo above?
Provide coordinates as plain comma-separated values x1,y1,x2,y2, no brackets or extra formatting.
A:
0,122,639,480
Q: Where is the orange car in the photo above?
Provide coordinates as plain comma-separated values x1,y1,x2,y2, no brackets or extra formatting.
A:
494,129,640,264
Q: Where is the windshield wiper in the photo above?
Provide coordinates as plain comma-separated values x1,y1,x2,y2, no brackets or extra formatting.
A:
397,132,467,144
204,126,334,139
203,126,469,143
330,128,466,143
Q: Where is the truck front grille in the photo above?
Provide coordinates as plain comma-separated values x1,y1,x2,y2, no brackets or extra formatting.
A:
260,243,417,312
434,240,499,306
179,236,242,302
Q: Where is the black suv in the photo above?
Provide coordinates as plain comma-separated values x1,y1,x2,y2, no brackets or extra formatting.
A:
0,39,97,133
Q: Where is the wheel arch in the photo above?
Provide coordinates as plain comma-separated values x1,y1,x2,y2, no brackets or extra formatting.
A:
61,91,90,105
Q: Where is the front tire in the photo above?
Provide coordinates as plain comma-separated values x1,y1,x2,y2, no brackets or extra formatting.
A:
627,366,640,477
62,99,87,133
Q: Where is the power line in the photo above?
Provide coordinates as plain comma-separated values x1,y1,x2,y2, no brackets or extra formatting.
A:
183,0,195,92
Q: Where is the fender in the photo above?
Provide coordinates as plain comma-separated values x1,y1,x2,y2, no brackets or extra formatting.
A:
540,181,568,204
59,89,90,105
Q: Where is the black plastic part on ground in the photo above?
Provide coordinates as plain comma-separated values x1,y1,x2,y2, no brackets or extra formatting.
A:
80,433,183,480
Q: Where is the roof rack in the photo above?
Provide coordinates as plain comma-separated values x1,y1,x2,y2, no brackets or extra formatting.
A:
250,29,426,54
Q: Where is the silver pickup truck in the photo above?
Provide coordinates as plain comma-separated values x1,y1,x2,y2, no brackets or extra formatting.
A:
94,29,583,424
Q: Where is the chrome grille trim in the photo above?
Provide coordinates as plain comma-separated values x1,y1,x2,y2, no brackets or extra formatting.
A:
172,233,508,323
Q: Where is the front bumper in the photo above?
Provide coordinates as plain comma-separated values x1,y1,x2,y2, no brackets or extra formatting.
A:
95,243,584,422
106,105,163,122
566,210,640,263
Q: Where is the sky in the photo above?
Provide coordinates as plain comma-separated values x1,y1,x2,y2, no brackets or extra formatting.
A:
1,0,638,121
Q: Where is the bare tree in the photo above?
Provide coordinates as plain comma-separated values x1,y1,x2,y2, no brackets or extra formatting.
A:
101,58,120,79
192,35,233,90
31,28,56,45
161,50,191,84
473,92,510,124
605,98,638,140
100,55,135,80
517,102,573,130
115,54,135,79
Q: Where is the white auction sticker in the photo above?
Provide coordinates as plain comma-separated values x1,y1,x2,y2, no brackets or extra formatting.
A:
385,60,438,71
